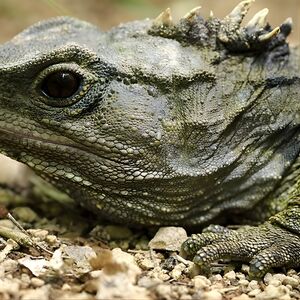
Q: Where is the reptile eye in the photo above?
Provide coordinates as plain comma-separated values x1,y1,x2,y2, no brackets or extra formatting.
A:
41,71,81,98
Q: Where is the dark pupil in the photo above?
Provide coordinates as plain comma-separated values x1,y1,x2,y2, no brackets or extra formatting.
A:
42,71,80,98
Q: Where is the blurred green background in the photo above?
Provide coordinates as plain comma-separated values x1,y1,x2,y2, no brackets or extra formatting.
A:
0,0,299,44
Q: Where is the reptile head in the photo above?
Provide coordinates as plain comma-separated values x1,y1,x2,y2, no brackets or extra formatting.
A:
0,2,299,226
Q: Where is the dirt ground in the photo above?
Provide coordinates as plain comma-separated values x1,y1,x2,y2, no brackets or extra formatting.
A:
0,0,300,299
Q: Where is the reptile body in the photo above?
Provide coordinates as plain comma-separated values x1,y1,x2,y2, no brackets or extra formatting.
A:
0,0,299,277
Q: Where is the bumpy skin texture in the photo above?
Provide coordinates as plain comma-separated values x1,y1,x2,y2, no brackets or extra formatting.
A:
0,1,299,277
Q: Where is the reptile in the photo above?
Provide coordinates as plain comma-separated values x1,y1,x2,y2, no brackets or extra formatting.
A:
0,0,299,278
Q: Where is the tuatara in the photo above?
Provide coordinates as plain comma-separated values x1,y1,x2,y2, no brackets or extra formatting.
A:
0,0,299,277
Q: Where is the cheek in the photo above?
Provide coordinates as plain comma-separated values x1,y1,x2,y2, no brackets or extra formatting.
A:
100,82,169,137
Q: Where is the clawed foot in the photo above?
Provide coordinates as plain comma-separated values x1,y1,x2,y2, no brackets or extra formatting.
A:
181,223,300,278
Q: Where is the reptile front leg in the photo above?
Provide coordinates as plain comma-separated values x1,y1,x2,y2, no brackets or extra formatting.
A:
181,203,300,278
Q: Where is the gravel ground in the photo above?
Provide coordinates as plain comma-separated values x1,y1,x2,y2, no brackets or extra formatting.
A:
0,171,299,300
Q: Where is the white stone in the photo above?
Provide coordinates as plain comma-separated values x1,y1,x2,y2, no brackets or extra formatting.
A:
31,277,45,288
149,227,187,251
224,270,236,281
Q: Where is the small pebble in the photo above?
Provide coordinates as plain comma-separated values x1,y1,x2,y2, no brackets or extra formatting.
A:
232,294,251,300
192,275,211,289
27,229,48,239
0,266,4,279
292,274,300,280
1,259,18,273
202,290,222,300
155,284,172,299
263,273,273,285
283,276,299,288
273,273,286,283
138,276,161,288
0,219,16,229
135,237,150,251
176,285,189,297
286,269,298,277
247,280,259,291
20,273,30,288
62,283,71,291
257,285,288,300
239,279,249,286
170,263,185,280
150,267,170,282
104,225,133,240
0,279,19,295
159,273,171,282
139,258,155,270
248,288,262,297
31,277,45,288
268,279,281,287
20,286,50,300
84,279,99,294
241,264,250,274
210,282,224,290
236,272,246,280
45,235,58,245
224,270,236,281
180,295,192,300
89,270,102,278
12,207,38,223
210,274,223,283
285,284,293,291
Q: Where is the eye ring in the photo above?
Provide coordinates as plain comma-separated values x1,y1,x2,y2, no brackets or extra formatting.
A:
41,70,81,99
34,63,97,107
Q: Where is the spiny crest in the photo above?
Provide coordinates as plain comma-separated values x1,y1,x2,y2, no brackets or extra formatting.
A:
149,0,292,54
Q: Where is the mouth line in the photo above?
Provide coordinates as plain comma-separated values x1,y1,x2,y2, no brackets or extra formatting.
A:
0,126,237,183
0,126,129,167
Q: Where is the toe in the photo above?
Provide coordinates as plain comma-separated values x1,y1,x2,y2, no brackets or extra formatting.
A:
193,239,259,266
181,230,235,258
249,241,300,278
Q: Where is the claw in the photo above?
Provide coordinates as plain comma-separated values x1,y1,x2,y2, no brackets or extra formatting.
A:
280,17,293,37
183,6,202,21
226,0,255,24
153,8,173,27
246,8,269,31
258,26,280,41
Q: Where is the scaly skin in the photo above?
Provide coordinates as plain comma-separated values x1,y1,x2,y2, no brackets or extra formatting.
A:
0,1,299,277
